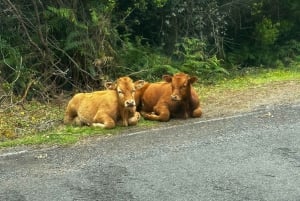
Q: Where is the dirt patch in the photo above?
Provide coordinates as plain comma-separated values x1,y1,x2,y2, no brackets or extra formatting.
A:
202,80,300,118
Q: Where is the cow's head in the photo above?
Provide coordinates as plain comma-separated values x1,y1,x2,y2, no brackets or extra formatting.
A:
163,73,197,101
105,77,145,109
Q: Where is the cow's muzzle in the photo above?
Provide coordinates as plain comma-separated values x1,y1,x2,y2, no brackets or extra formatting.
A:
125,99,136,107
171,94,181,101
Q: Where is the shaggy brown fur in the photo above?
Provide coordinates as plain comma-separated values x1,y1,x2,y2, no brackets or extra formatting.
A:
64,77,145,128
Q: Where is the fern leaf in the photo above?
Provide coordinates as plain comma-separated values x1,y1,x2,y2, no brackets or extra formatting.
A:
47,6,88,30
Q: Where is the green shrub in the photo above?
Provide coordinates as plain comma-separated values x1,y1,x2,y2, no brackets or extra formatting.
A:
117,37,229,83
254,17,279,46
174,38,228,83
0,37,34,99
117,38,177,81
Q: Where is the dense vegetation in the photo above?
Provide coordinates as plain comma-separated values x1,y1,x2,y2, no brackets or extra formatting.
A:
0,0,300,102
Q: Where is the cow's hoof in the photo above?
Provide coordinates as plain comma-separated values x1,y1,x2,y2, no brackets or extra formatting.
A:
135,112,141,121
92,123,106,128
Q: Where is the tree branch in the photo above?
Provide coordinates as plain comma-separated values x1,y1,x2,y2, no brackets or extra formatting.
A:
4,0,44,57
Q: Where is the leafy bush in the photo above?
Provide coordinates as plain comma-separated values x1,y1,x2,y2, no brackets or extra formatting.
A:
46,5,119,90
278,40,300,66
174,38,228,83
254,18,280,46
0,37,34,100
117,37,229,83
227,39,300,68
117,38,177,81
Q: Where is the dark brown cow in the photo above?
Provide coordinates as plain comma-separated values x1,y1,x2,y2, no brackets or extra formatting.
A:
64,77,145,128
137,72,202,121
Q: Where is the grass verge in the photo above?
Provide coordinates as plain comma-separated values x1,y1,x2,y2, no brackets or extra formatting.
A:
1,66,300,148
198,66,300,118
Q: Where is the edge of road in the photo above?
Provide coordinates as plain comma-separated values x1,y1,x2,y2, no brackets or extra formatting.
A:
1,102,299,158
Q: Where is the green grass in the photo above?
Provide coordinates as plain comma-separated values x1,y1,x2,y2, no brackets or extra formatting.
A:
1,65,300,149
197,67,300,98
0,117,157,148
219,68,300,89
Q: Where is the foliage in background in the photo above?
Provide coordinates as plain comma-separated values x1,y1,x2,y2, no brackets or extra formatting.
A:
174,38,228,84
0,0,300,103
226,0,300,67
116,37,178,81
0,0,120,103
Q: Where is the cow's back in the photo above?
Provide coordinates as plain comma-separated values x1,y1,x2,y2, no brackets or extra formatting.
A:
71,90,119,124
134,82,150,109
141,82,171,112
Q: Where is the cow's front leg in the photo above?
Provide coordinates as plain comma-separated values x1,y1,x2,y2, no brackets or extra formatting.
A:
192,106,202,118
120,109,129,127
128,112,141,126
141,105,170,122
122,118,129,127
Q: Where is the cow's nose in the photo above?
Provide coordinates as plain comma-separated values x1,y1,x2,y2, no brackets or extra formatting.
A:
125,99,135,107
171,94,180,101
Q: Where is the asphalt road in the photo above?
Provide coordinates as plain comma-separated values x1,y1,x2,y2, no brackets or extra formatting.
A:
1,104,300,201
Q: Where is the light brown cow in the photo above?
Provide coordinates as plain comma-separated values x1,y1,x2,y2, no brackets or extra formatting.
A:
137,72,202,121
64,77,145,128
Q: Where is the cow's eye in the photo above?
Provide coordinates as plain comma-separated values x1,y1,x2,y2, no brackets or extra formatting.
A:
118,90,123,94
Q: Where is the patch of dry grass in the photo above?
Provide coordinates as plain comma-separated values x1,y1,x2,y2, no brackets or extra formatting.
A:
0,101,64,141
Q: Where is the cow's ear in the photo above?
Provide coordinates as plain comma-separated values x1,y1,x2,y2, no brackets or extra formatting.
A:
105,82,116,90
134,80,145,89
189,76,198,84
162,75,172,83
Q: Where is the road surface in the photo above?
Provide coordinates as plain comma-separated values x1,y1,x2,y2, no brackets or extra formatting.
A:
1,103,300,201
